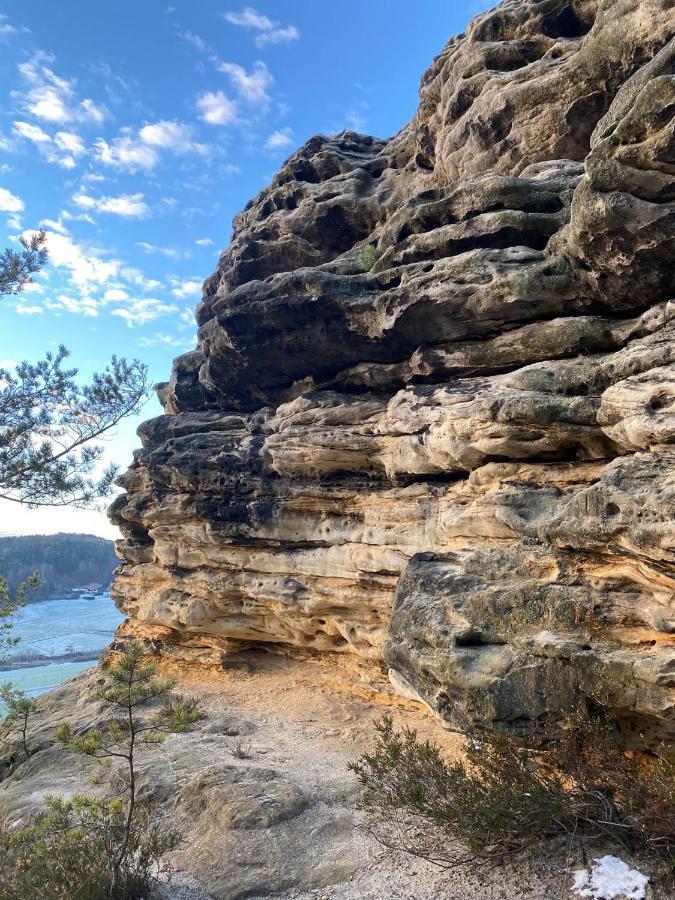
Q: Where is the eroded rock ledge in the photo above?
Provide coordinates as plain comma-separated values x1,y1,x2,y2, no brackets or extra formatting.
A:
111,0,675,744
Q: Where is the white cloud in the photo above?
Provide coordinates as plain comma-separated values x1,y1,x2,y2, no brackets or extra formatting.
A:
45,293,100,317
17,229,183,327
111,298,178,327
0,187,24,213
139,119,208,155
255,25,298,47
54,131,85,154
223,7,299,47
214,60,272,105
178,308,196,330
137,242,187,260
95,120,209,172
139,332,191,348
21,280,45,294
224,7,273,30
103,287,129,302
12,120,50,143
176,29,207,52
15,304,43,315
171,278,202,299
79,98,106,124
139,120,190,149
0,15,18,36
195,238,214,246
122,269,162,292
73,191,150,217
13,120,86,168
264,127,294,152
196,90,236,126
39,216,69,234
16,52,107,125
94,134,159,171
33,230,120,289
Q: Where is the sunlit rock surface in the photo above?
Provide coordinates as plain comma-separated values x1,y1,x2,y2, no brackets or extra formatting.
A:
111,0,675,743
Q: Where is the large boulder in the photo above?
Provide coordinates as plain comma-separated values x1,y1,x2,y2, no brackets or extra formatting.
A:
111,0,675,743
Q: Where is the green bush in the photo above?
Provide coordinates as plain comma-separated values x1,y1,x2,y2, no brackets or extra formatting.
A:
0,794,177,900
350,715,675,871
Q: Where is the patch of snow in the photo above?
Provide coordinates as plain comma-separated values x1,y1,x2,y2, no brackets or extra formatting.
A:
573,856,649,900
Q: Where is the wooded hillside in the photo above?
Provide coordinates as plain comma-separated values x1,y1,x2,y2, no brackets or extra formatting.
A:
0,533,117,601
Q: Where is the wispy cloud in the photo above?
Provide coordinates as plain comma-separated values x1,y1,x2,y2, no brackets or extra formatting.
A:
103,287,129,302
0,186,24,213
223,7,299,47
39,217,70,234
45,293,101,317
214,60,273,105
94,119,209,172
137,241,189,260
264,127,294,152
73,191,150,217
111,298,178,327
195,237,214,247
36,231,120,289
139,331,192,348
94,133,158,171
196,90,236,126
13,120,86,168
15,52,107,125
175,29,208,53
171,277,203,299
138,119,208,154
0,14,18,37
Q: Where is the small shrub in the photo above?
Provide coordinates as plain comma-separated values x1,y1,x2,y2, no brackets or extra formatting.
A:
230,739,253,759
350,715,675,871
158,695,204,733
0,685,37,765
0,794,177,900
56,641,203,893
359,243,377,271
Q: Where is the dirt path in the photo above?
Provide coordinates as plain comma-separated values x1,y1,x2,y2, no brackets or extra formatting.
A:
2,651,666,899
155,652,575,899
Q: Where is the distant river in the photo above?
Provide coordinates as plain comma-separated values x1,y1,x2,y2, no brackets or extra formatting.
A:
0,592,124,698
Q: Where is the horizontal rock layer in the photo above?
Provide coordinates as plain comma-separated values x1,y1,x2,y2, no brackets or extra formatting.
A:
111,0,675,743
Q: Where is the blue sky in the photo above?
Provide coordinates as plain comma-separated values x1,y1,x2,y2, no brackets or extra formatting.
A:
0,1,492,538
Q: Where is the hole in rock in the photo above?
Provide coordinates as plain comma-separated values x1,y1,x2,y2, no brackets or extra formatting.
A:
455,632,487,647
649,393,671,412
379,275,403,290
415,153,435,171
289,159,321,184
605,503,620,518
540,4,593,39
366,161,388,178
396,224,412,243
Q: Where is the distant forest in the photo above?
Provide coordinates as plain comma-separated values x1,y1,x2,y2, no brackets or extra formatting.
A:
0,533,118,601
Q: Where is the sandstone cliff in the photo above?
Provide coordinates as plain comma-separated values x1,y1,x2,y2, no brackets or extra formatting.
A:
110,0,675,744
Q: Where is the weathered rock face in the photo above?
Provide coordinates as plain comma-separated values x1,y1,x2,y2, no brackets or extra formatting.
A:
111,0,675,743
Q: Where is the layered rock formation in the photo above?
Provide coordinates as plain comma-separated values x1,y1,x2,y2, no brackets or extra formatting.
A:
111,0,675,743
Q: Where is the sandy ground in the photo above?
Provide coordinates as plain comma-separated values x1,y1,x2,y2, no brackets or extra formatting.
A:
145,651,667,900
2,650,668,899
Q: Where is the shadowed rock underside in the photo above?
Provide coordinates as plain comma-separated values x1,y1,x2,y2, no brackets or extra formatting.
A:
111,0,675,744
